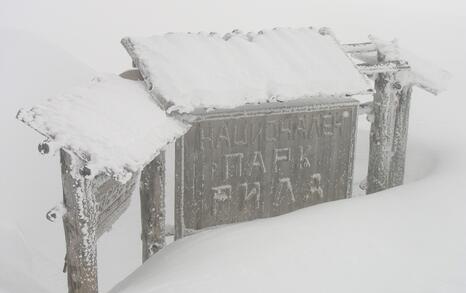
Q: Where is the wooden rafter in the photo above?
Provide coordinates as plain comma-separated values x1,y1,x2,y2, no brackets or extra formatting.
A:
357,61,410,75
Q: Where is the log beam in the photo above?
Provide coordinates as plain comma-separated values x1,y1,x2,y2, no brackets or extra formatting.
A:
389,86,413,187
357,61,410,75
367,70,400,193
367,50,413,194
60,149,98,293
342,42,377,54
174,137,185,240
140,152,166,262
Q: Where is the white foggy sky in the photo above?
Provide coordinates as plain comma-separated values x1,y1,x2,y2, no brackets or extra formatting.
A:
1,0,464,74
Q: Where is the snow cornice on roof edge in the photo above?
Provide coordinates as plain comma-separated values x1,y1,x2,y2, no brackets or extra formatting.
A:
121,26,372,114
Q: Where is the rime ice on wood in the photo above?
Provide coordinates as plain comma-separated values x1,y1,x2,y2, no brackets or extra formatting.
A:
176,97,358,231
351,36,451,94
140,153,166,261
16,26,450,293
344,36,450,193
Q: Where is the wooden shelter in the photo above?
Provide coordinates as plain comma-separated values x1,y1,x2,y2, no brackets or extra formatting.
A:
16,27,448,293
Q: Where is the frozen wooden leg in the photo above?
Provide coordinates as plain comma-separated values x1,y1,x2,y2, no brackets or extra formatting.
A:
60,149,98,293
140,152,166,262
389,86,413,187
367,71,400,194
174,137,185,240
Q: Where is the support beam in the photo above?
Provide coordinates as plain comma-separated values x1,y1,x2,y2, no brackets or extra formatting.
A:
342,42,377,54
367,71,400,193
389,86,413,187
174,137,185,240
357,61,410,75
140,152,166,262
367,51,412,194
60,149,98,293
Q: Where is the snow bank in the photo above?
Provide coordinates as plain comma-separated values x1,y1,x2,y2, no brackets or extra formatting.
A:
122,27,371,113
17,74,190,182
109,126,466,293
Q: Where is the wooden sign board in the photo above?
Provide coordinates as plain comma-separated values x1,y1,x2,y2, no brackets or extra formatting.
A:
175,97,358,231
92,173,137,238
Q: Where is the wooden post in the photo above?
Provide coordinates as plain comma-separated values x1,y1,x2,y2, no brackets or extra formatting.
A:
389,86,413,187
367,72,398,193
140,152,166,262
367,51,412,194
60,149,98,293
174,137,185,240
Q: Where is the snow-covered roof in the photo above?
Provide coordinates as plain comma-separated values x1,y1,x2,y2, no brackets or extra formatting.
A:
370,36,451,95
122,27,371,114
349,36,451,95
16,74,190,182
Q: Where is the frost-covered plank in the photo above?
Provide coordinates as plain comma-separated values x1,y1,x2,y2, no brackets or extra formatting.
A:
122,27,371,113
93,172,138,239
342,42,377,54
140,153,166,261
357,61,410,75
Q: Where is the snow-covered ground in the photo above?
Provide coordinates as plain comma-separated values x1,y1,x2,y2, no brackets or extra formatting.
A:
1,0,465,292
110,124,466,293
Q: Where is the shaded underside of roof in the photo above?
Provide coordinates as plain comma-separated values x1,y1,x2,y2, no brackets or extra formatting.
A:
122,27,372,114
16,74,190,182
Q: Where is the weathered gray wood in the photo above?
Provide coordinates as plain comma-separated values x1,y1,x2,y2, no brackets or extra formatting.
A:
60,150,138,292
60,149,98,293
342,42,377,54
140,153,166,261
93,173,137,239
174,137,185,240
175,98,358,231
389,86,413,187
357,61,410,75
366,46,412,194
367,70,400,194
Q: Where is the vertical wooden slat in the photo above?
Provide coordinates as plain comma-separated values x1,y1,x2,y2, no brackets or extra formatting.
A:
174,137,185,240
60,149,98,293
140,152,166,262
